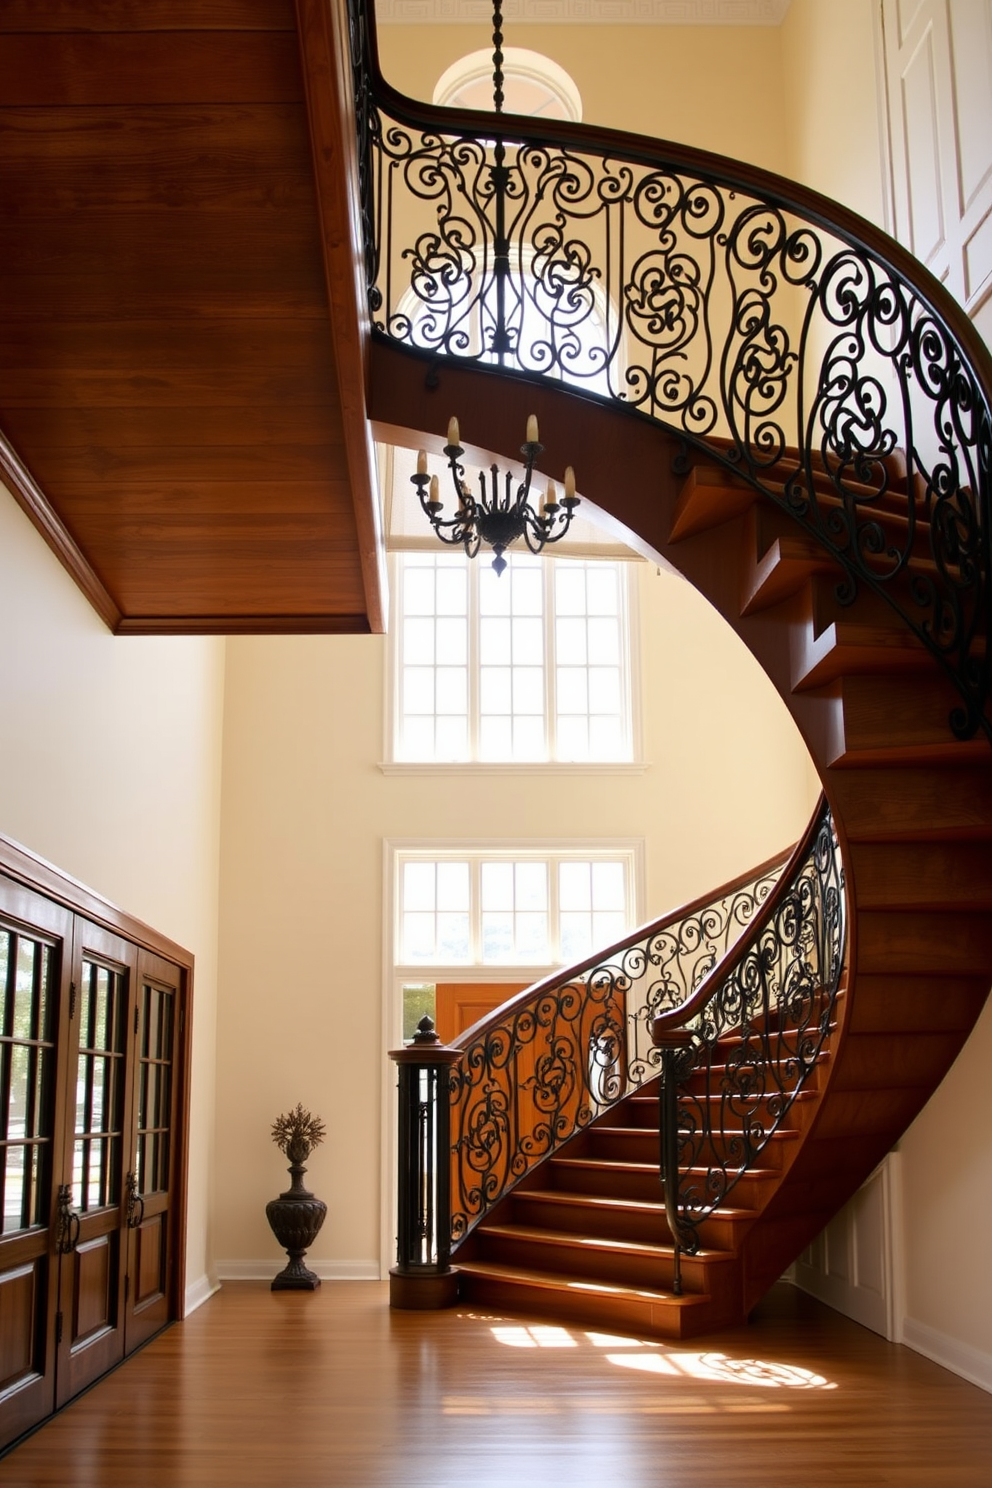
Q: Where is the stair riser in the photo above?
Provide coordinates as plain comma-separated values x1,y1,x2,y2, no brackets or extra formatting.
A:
857,910,992,976
850,842,992,911
585,1131,659,1163
456,1271,719,1341
512,1195,668,1245
520,1190,743,1249
824,673,991,764
548,1162,664,1204
828,766,992,842
474,1232,706,1294
588,1119,798,1170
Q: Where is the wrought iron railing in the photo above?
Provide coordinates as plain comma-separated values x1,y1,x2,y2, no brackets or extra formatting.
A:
652,798,844,1284
447,844,790,1243
348,0,991,740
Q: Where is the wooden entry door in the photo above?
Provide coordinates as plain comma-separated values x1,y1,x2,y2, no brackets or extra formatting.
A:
0,839,193,1452
124,950,183,1352
0,883,73,1447
54,924,136,1409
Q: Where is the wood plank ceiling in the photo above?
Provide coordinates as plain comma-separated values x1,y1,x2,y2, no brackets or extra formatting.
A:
0,0,382,634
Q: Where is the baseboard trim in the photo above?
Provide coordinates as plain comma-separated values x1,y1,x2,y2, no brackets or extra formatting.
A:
216,1259,382,1282
185,1274,221,1316
901,1316,992,1396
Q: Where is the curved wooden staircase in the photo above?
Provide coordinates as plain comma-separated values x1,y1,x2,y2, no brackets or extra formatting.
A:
446,435,992,1336
357,0,992,1337
377,353,992,1336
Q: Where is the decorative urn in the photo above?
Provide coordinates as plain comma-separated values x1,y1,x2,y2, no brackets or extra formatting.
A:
265,1104,327,1291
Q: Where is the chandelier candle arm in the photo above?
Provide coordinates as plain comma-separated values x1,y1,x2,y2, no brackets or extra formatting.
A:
413,416,580,575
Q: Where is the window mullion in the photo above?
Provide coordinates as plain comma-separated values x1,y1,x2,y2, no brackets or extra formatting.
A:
545,560,556,761
549,854,561,964
469,560,481,761
620,565,633,758
470,857,481,964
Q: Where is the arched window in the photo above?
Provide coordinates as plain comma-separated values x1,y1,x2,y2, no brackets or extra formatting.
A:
433,47,582,123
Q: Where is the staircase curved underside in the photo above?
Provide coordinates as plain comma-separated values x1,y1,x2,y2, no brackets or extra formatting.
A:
371,344,992,1335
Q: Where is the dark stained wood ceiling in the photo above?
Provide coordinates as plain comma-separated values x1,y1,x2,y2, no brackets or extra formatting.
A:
0,0,383,634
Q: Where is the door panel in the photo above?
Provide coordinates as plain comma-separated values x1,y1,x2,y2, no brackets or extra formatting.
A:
0,886,72,1452
124,951,183,1351
435,982,528,1043
55,925,135,1409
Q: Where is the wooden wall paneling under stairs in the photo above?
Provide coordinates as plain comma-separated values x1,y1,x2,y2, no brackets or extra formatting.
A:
370,345,992,1339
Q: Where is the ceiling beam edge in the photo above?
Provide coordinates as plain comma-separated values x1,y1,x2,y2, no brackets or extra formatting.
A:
115,613,372,636
0,432,122,633
295,0,389,634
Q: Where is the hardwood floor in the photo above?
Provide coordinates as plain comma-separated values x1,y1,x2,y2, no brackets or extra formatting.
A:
4,1282,992,1485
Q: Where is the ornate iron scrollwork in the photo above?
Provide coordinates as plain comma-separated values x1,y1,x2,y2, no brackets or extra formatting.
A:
447,851,787,1243
653,800,845,1258
349,0,991,739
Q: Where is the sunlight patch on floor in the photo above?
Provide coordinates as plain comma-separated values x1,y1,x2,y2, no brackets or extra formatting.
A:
484,1320,838,1396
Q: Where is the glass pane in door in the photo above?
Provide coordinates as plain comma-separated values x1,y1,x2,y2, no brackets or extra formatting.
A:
1,927,57,1233
136,983,174,1197
72,960,126,1212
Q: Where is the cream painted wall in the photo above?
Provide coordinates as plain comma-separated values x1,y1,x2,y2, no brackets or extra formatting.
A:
375,22,788,174
898,1005,992,1369
0,482,226,1302
780,0,887,228
213,562,817,1273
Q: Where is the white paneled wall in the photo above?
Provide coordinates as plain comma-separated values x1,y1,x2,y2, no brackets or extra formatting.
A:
793,1156,901,1341
881,0,992,337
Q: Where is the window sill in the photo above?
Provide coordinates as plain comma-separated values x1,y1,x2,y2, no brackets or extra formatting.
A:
378,760,651,777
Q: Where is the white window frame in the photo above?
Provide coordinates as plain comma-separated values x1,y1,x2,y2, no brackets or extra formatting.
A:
433,47,584,124
381,552,646,775
392,841,644,976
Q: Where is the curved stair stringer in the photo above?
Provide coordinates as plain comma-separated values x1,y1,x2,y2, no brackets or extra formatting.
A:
370,340,992,1334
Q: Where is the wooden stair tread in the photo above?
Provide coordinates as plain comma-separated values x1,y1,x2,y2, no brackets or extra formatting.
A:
476,1222,735,1264
455,1258,713,1310
551,1155,780,1183
741,531,838,614
520,1187,755,1223
595,1123,798,1146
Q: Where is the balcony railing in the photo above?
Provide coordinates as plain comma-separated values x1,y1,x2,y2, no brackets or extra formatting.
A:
348,0,991,740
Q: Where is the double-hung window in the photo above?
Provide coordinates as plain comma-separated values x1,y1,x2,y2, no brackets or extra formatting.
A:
392,551,635,764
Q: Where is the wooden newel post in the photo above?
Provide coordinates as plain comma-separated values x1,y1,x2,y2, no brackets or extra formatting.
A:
388,1015,463,1309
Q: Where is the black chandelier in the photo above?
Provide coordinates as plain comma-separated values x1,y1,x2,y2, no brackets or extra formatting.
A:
411,416,580,576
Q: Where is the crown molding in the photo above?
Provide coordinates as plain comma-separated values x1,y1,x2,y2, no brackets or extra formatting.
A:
376,0,792,23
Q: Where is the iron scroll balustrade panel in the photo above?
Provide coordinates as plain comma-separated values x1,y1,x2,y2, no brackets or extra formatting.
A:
446,846,789,1244
653,799,845,1258
348,0,992,740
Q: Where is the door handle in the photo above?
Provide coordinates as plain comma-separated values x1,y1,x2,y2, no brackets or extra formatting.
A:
125,1170,145,1230
55,1184,81,1254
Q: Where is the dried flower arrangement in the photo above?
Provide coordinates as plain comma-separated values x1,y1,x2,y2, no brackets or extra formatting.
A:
270,1103,326,1166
